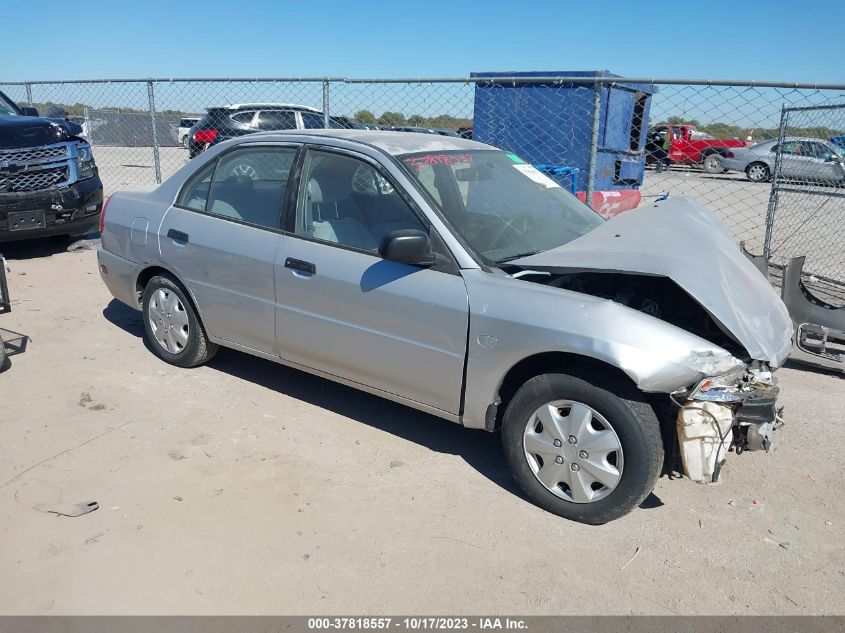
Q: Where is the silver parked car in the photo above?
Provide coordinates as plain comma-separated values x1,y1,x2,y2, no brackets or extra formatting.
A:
98,131,792,524
719,137,845,184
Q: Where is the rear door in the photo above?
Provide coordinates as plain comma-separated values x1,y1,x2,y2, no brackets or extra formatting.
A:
272,147,469,414
159,144,299,354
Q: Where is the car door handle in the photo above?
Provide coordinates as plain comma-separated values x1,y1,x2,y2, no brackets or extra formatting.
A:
167,229,189,243
284,257,316,275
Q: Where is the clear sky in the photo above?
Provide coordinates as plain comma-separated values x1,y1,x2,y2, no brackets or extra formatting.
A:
4,0,843,83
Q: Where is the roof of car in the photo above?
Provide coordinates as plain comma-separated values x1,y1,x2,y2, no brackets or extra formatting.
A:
249,129,493,155
222,103,321,112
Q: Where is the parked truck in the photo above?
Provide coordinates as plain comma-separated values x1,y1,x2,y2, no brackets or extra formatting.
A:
0,89,103,242
646,124,747,174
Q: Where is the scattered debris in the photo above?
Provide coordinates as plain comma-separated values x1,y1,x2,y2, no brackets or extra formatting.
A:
34,501,99,518
84,532,105,545
779,542,792,551
78,392,92,407
807,473,816,482
785,595,800,607
108,506,120,512
729,498,764,511
173,496,183,502
389,460,406,468
620,546,641,570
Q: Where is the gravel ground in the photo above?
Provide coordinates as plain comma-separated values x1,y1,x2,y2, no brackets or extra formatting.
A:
0,244,842,615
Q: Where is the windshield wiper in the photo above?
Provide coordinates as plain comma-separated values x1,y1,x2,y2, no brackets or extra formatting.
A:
495,250,542,264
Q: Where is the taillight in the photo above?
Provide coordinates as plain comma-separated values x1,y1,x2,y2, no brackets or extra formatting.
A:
725,151,735,158
99,194,112,234
194,128,218,144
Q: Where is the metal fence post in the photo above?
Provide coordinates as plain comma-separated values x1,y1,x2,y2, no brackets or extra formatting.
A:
585,80,602,206
25,83,33,106
763,104,788,258
146,80,162,184
322,79,330,129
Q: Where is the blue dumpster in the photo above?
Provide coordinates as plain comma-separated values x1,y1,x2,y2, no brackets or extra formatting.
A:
471,70,657,191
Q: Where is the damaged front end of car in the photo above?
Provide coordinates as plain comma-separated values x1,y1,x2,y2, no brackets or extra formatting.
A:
508,197,794,484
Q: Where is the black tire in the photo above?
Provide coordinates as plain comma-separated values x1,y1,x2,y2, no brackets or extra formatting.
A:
701,153,723,174
746,162,770,183
141,275,218,368
501,371,663,525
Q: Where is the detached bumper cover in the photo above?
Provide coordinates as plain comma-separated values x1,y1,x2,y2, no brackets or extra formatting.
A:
0,175,103,242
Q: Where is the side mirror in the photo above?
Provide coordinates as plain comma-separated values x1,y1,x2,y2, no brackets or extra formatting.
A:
21,106,39,117
378,229,435,267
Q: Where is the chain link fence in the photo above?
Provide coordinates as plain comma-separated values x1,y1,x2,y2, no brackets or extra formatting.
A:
2,75,844,283
763,103,845,290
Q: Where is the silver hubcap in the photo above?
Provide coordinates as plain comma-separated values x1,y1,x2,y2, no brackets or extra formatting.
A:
749,165,765,180
148,288,190,354
523,400,624,504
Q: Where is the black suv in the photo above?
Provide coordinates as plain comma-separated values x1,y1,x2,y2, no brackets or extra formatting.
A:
0,90,103,242
187,103,354,158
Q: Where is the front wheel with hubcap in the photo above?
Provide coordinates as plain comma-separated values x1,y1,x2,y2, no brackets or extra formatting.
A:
141,275,217,368
501,372,663,524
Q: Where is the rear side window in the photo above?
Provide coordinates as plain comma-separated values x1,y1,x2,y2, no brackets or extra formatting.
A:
256,110,297,130
301,112,326,129
176,146,298,230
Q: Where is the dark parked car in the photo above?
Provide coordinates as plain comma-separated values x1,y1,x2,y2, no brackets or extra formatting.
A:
187,103,353,158
0,90,103,242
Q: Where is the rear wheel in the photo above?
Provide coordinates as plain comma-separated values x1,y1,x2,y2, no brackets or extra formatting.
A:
746,162,770,183
702,153,723,174
501,372,663,524
141,275,217,368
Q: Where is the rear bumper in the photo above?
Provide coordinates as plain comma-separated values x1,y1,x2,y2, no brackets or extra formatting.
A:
0,175,104,243
718,157,748,172
97,247,141,309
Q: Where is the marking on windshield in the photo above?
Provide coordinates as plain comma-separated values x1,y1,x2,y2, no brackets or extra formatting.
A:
513,164,561,188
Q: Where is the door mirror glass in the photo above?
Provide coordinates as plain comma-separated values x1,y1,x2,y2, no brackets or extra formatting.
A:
378,229,435,266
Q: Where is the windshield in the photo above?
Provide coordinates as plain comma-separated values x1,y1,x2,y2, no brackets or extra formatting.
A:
0,93,20,116
400,149,603,263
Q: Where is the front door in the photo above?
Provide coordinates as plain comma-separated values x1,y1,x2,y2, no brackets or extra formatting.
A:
159,144,298,354
273,148,469,414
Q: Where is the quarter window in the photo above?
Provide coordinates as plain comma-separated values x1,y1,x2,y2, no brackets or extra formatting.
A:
294,150,426,252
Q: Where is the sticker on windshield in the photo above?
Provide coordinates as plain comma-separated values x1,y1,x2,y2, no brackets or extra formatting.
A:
513,164,561,188
506,153,526,164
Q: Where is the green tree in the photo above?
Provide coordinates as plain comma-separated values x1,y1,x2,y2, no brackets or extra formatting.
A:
378,111,406,126
354,109,376,124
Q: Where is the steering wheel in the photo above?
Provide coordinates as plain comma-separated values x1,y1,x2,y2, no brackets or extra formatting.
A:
488,213,535,250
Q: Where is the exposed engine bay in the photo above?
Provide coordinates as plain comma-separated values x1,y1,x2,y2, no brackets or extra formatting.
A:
512,269,748,359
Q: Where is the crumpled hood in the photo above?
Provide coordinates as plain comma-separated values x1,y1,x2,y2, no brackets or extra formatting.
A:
0,116,82,148
512,196,793,365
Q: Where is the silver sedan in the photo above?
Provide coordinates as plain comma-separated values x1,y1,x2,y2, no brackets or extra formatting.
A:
98,130,791,524
720,136,845,184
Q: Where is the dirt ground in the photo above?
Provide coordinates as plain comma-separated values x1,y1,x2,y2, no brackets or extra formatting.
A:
0,243,843,615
